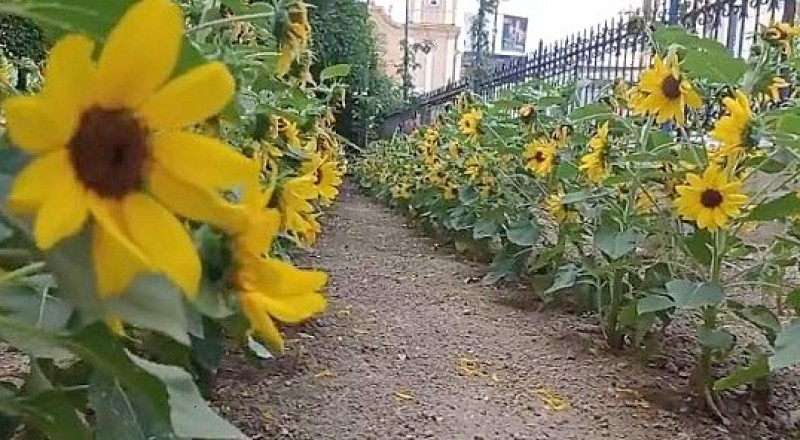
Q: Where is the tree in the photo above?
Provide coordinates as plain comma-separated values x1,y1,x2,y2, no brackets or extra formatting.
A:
307,0,403,146
468,0,498,81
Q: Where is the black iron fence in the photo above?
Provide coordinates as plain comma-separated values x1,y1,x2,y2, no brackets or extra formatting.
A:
379,0,793,137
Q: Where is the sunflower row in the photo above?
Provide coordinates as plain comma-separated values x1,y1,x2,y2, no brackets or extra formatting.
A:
358,23,800,412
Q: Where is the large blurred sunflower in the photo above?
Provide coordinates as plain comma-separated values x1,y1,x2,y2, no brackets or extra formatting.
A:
4,0,256,297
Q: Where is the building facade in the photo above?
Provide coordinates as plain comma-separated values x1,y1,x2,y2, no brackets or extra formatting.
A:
369,0,461,92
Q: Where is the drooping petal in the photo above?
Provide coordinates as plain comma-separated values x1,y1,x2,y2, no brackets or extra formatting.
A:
32,165,89,249
263,293,327,323
148,163,248,232
42,35,96,124
138,62,235,130
94,0,183,108
122,194,200,297
150,131,257,190
3,96,72,154
240,291,284,353
92,221,151,298
7,150,71,214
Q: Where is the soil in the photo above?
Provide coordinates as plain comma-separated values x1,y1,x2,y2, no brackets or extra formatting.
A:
212,184,800,440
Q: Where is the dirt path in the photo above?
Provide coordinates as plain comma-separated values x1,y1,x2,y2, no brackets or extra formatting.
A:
214,186,746,440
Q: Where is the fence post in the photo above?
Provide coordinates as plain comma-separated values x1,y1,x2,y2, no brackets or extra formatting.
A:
667,0,680,24
784,0,797,24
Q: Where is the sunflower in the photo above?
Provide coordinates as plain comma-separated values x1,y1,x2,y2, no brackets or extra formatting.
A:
4,0,256,297
524,139,557,177
277,174,318,239
578,122,610,183
460,155,479,179
588,121,609,152
233,188,326,353
711,90,754,148
766,76,791,103
674,166,749,231
546,194,578,224
764,22,800,55
392,183,412,199
458,108,482,141
633,54,703,126
301,153,343,205
579,151,608,184
274,116,302,149
275,0,312,77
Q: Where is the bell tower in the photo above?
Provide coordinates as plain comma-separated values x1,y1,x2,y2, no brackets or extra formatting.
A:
413,0,457,25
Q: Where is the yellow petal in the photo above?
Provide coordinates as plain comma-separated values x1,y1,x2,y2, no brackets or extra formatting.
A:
33,166,89,249
138,62,235,130
240,291,284,353
237,208,282,255
7,150,70,214
148,163,248,232
88,195,151,268
94,0,183,108
3,96,71,154
92,220,151,298
122,194,200,297
150,131,257,190
42,34,96,122
263,292,327,323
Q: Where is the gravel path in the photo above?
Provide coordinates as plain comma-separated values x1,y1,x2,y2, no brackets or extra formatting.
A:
214,186,756,440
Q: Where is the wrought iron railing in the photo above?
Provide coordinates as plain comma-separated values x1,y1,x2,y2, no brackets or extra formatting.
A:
379,0,792,135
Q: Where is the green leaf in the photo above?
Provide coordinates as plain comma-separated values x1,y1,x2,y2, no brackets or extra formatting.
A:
593,225,638,260
545,264,578,294
713,356,770,391
0,388,90,440
665,280,725,310
569,102,612,122
473,217,499,240
637,294,674,315
697,327,735,351
746,192,800,222
21,0,205,77
0,285,73,332
483,246,526,285
129,354,245,439
682,49,747,84
107,275,191,346
0,314,71,360
88,373,174,440
320,64,352,81
505,220,540,247
247,335,274,360
684,228,712,267
769,321,800,371
458,185,479,205
728,301,781,345
46,229,191,344
555,161,579,180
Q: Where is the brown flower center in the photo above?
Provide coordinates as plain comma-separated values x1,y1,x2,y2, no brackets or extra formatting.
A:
534,151,546,163
700,189,723,208
68,107,148,199
661,75,682,100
